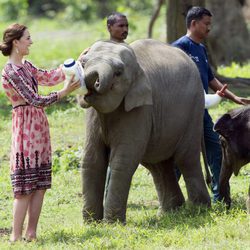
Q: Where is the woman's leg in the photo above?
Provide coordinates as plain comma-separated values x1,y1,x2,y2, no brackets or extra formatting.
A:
24,189,46,240
11,194,32,241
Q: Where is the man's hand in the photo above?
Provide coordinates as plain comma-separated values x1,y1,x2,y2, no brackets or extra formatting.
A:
216,84,227,97
233,96,250,105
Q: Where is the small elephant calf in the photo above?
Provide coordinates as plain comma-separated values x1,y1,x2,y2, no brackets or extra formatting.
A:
214,105,250,213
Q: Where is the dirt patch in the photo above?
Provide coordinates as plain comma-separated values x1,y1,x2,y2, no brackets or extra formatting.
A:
0,228,11,237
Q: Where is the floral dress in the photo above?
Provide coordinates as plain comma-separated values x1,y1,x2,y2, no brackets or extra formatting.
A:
1,60,65,197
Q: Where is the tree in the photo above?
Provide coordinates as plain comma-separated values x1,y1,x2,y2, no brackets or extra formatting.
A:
166,0,205,43
148,0,250,84
148,0,165,38
206,0,250,65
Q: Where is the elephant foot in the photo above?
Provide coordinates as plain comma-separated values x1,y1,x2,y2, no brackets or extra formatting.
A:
218,196,231,209
160,195,185,214
103,217,126,225
157,201,184,216
82,208,103,222
191,199,211,208
189,193,211,207
219,184,231,209
104,209,126,224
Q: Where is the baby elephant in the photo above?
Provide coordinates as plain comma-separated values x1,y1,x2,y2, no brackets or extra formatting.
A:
214,105,250,213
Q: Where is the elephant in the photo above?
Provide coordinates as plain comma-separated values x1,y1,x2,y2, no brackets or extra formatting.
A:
214,105,250,212
78,39,211,223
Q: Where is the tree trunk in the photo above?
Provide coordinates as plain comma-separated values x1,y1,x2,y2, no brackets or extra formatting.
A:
148,0,165,38
166,0,205,43
96,0,109,18
149,0,250,84
206,0,250,65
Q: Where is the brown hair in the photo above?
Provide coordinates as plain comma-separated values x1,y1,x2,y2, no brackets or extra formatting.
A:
0,23,27,56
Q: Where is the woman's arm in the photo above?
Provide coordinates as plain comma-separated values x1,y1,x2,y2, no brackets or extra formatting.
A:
3,64,79,107
27,61,65,86
3,67,58,107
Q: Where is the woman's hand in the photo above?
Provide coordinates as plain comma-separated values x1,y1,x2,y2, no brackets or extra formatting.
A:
57,75,80,99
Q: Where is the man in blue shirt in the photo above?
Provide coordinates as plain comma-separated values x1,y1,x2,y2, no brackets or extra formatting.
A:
172,6,250,201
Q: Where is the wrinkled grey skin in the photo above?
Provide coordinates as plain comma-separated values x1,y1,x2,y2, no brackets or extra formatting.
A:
78,39,211,223
214,105,250,212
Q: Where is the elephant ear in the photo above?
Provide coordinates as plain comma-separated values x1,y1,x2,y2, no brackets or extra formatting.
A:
124,65,153,112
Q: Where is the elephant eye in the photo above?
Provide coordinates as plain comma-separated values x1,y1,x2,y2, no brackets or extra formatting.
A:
114,71,122,77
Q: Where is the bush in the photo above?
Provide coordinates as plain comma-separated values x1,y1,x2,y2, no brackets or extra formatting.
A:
52,146,82,173
0,0,153,22
0,0,28,21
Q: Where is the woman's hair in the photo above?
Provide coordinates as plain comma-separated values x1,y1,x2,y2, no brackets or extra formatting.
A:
0,23,27,56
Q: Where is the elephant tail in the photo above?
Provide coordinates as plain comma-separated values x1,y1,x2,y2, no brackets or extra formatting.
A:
201,134,212,189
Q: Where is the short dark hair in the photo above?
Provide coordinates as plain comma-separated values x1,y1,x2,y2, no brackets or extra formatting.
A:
107,12,127,26
0,23,27,56
186,6,212,28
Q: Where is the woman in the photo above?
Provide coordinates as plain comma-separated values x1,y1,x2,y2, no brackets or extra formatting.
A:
0,23,80,242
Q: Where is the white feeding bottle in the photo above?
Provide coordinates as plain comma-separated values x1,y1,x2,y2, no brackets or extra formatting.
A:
62,58,88,95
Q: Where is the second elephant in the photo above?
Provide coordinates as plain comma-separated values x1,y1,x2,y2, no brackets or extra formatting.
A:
78,39,211,223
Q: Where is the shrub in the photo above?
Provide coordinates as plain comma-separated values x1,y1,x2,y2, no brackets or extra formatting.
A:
52,146,82,173
0,0,28,21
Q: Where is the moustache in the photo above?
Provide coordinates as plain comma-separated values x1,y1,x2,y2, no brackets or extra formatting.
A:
122,32,128,37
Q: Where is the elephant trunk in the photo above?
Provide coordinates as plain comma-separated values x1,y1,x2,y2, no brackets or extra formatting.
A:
85,62,113,94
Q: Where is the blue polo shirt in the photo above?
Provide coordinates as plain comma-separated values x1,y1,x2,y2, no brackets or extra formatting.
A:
172,35,214,94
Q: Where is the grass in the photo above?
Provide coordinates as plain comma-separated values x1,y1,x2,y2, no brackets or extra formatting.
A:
0,17,250,249
218,61,250,78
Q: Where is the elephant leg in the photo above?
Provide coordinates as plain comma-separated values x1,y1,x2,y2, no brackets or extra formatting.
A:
146,159,185,214
177,152,211,206
104,145,143,223
219,163,232,208
82,137,109,221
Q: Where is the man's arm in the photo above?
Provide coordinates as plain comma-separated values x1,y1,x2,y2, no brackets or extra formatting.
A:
209,77,250,105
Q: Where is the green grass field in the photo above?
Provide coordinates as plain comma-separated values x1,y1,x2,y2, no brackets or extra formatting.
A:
0,18,249,249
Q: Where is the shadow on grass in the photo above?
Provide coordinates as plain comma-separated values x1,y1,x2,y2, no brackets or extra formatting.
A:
127,197,249,230
0,228,11,237
32,199,249,247
40,225,114,246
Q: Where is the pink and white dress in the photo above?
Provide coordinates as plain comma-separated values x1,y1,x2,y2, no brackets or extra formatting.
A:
1,60,65,197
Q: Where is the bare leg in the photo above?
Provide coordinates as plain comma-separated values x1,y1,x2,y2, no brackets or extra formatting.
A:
25,189,46,240
10,194,32,242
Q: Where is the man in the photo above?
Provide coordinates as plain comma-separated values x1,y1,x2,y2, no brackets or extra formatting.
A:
172,6,250,202
78,12,128,58
107,12,128,43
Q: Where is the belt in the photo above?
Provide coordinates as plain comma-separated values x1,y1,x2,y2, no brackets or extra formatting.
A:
12,103,30,109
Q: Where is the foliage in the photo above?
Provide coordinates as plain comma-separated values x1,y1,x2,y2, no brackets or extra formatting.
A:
52,146,82,173
218,61,250,78
27,0,64,18
0,0,28,21
0,0,153,22
60,0,97,21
